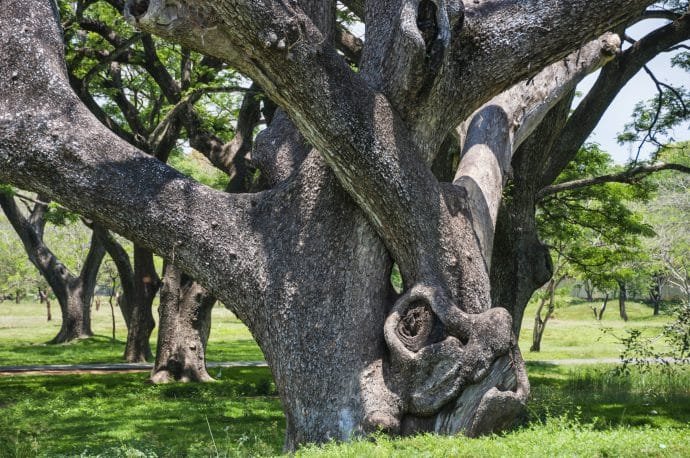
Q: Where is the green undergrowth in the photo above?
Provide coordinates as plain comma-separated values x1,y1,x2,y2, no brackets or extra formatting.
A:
1,365,688,457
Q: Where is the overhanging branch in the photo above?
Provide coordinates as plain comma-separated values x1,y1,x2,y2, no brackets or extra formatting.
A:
536,162,690,200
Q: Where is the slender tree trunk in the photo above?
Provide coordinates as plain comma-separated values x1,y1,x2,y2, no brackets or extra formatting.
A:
584,279,595,302
124,246,159,362
598,294,609,320
108,282,117,341
39,288,52,321
650,275,662,316
617,280,628,322
150,263,215,383
530,276,563,352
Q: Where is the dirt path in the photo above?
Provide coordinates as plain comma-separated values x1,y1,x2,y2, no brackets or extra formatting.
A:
0,361,268,376
2,358,684,376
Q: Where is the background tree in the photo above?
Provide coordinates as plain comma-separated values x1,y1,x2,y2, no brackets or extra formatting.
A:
0,191,105,343
641,143,690,305
57,0,261,366
530,144,656,349
2,0,689,449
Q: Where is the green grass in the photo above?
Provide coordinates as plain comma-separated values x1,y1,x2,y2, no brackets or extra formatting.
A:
0,297,673,366
0,300,264,366
0,368,284,457
519,298,672,361
0,297,688,456
1,365,688,457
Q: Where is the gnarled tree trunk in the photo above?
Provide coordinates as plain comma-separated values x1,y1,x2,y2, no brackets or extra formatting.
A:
4,0,686,450
150,263,215,383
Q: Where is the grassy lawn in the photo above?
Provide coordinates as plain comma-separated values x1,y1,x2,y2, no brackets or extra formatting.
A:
0,297,673,366
0,365,688,456
1,297,687,456
519,297,672,361
0,300,264,365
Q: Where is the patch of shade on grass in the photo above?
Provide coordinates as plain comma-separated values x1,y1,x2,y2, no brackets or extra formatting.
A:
1,365,688,457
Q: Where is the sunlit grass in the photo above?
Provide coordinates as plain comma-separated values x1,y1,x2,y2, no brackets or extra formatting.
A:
0,300,264,365
519,298,672,361
0,368,283,457
0,298,688,456
0,297,674,366
1,365,688,456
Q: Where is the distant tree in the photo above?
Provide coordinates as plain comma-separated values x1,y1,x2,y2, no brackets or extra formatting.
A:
537,144,656,324
0,191,105,343
641,144,690,304
58,0,251,367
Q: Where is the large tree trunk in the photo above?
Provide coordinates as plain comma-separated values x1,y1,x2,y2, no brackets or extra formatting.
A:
3,0,680,450
150,263,215,383
125,247,159,362
50,233,105,343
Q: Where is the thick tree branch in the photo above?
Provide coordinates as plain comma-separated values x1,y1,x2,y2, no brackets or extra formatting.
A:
185,84,262,186
360,0,656,161
537,162,690,199
0,0,267,317
453,34,619,261
540,12,690,187
336,24,363,64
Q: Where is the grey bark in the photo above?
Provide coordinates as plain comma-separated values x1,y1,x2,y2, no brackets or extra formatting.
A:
150,262,215,383
1,0,678,449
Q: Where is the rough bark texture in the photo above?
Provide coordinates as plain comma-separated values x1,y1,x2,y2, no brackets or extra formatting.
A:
2,0,681,449
150,263,215,383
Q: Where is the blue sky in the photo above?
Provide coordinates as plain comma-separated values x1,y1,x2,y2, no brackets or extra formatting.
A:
576,19,690,164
